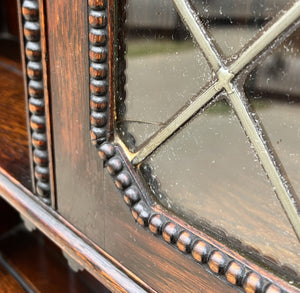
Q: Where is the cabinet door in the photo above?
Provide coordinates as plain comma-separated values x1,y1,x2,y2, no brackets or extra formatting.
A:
44,0,300,292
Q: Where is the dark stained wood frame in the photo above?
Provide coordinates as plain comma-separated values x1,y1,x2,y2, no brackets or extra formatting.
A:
18,0,55,207
88,1,300,293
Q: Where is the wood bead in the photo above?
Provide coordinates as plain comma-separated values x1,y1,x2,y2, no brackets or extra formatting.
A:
162,223,178,243
89,11,107,28
123,186,140,206
33,149,48,166
30,115,45,132
208,251,227,274
115,171,131,190
90,79,107,96
88,0,106,10
25,42,41,61
90,127,106,144
28,80,43,97
29,97,45,114
131,202,150,227
192,240,210,263
107,157,123,175
22,0,39,21
243,272,262,293
149,215,163,235
89,46,107,63
89,29,107,46
177,231,192,253
32,132,47,149
225,261,244,285
27,61,43,80
24,22,40,42
34,166,49,182
90,111,107,127
90,95,107,111
98,143,115,160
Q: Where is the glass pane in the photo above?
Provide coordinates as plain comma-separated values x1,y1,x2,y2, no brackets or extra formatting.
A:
117,0,212,151
142,100,300,277
246,28,300,205
189,0,294,59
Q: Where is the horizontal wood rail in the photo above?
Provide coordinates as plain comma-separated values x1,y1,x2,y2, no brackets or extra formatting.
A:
0,168,153,293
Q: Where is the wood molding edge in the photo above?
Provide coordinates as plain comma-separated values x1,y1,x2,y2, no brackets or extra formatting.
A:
0,169,152,293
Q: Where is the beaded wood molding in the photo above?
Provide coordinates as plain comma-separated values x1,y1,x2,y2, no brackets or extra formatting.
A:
21,0,52,205
88,1,299,292
98,143,298,293
88,0,110,145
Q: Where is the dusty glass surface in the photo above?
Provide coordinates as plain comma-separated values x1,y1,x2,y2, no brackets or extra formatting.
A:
188,0,293,59
246,28,300,204
117,0,212,150
115,0,300,283
143,100,300,277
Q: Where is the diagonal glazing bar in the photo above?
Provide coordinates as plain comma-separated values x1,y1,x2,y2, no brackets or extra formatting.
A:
230,1,300,75
132,84,219,165
130,1,300,165
225,83,300,239
172,0,222,72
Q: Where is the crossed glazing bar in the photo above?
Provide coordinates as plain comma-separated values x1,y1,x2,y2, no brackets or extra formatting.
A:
128,0,300,238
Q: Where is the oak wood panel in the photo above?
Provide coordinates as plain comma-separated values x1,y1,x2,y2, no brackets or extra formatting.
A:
103,171,238,293
46,0,105,244
0,54,31,189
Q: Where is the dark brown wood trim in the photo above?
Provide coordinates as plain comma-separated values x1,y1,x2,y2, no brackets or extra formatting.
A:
108,0,115,140
17,0,35,194
98,143,300,293
89,1,300,292
19,0,53,205
0,168,153,293
38,0,56,208
88,0,111,146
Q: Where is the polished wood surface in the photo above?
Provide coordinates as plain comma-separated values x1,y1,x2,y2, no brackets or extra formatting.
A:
0,1,298,292
45,0,238,290
46,0,106,245
0,44,31,189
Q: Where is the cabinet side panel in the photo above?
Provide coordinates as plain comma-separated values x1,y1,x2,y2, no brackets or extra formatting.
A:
46,0,105,245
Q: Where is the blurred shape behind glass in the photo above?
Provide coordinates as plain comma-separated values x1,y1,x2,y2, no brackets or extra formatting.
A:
189,0,293,59
246,27,300,205
117,0,212,151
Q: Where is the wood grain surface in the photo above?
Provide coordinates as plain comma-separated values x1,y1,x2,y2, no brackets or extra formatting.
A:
0,50,31,189
46,0,106,244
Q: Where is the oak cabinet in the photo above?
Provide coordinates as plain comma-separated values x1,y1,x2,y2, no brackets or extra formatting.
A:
0,0,300,292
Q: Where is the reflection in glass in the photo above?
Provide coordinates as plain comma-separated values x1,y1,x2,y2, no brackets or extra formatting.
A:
143,100,300,276
189,0,293,58
117,0,212,150
246,28,300,205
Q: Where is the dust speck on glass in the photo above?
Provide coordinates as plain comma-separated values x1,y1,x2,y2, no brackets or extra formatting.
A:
115,0,300,283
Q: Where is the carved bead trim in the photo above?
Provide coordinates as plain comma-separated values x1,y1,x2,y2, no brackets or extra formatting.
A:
22,0,51,204
98,142,297,293
88,0,109,145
